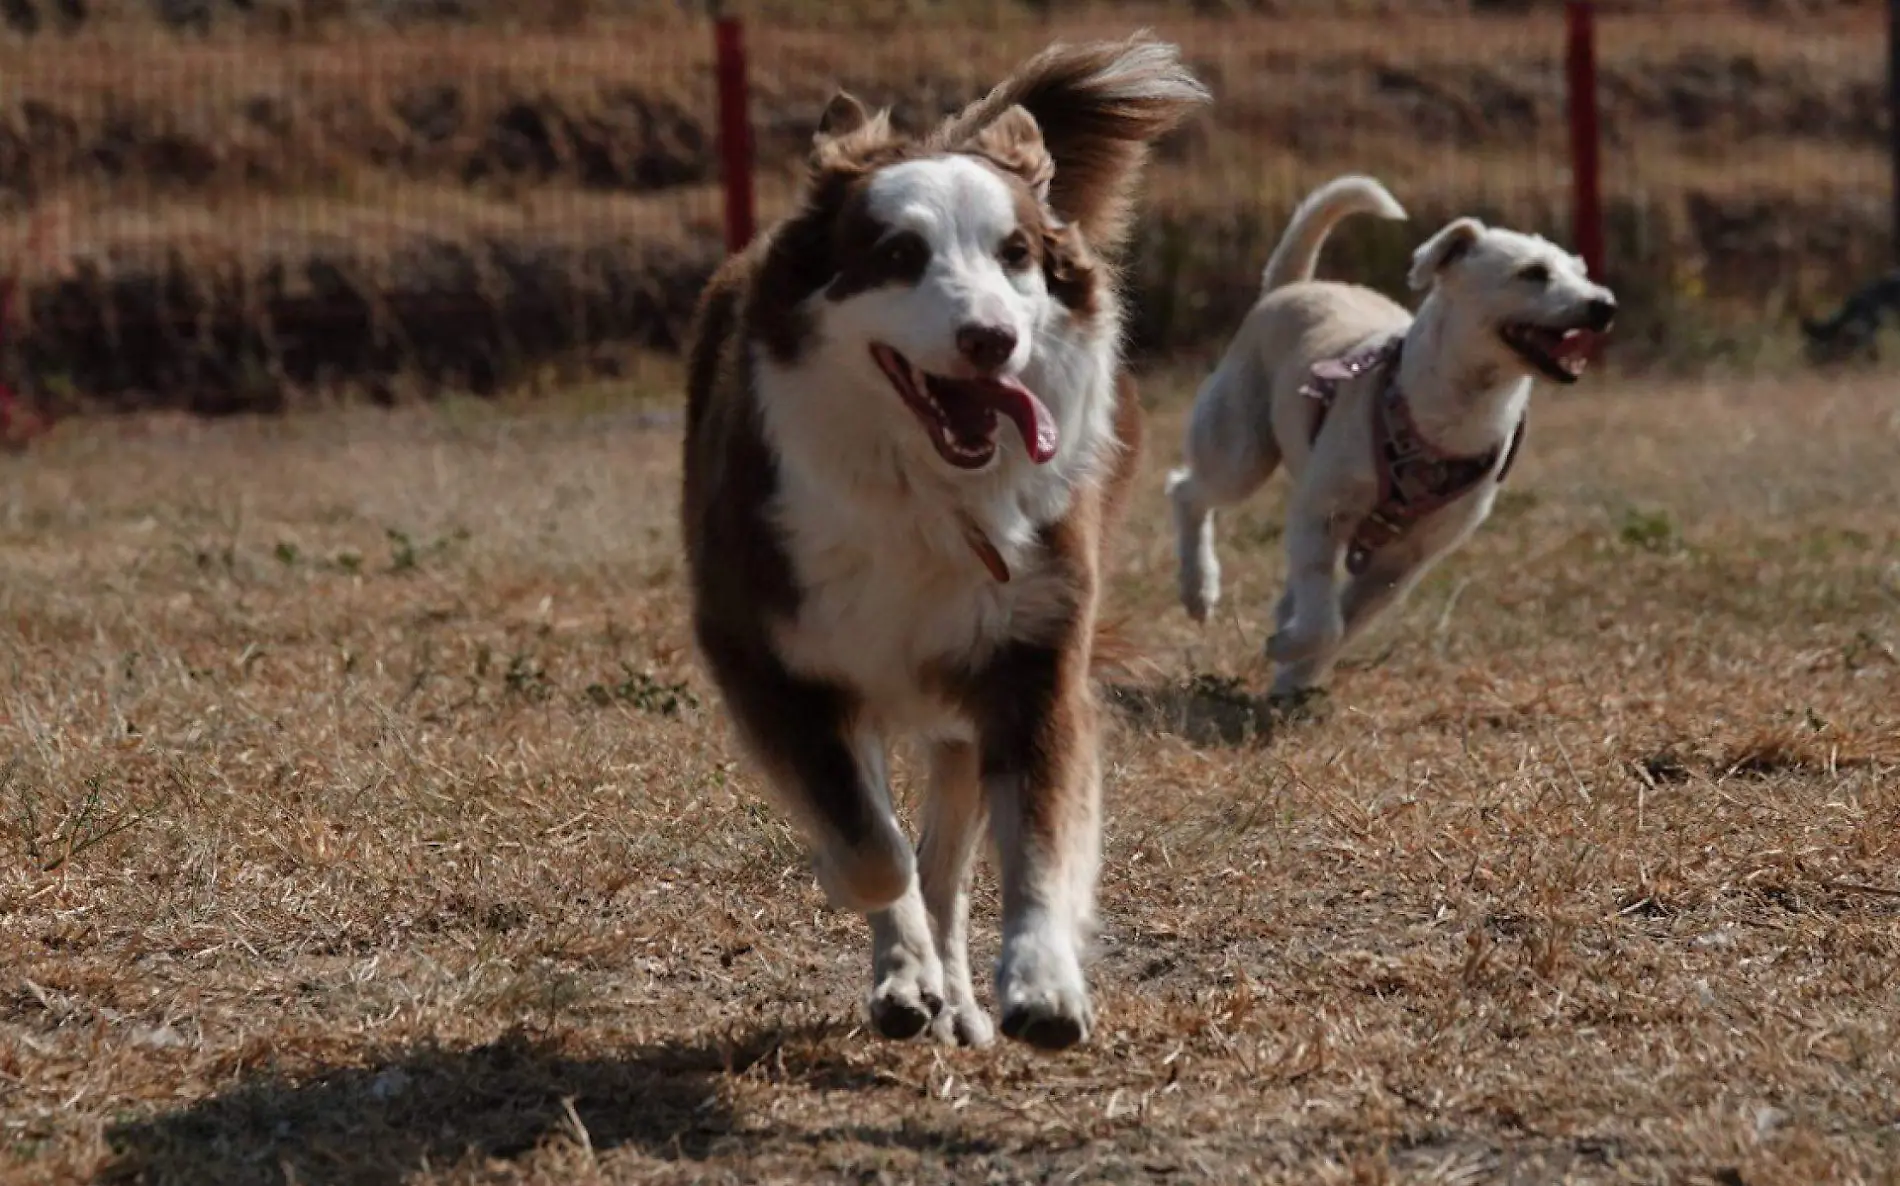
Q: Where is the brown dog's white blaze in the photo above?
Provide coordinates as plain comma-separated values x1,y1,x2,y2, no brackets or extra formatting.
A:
680,34,1207,1051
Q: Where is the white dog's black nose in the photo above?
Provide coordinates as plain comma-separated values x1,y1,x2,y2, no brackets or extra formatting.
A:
1585,297,1617,331
956,324,1018,373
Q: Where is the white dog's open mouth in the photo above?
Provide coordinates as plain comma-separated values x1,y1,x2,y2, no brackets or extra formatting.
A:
1501,323,1601,384
869,343,1058,470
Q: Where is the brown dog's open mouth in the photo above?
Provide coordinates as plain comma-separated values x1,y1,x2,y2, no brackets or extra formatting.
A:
1501,323,1601,384
870,344,1057,470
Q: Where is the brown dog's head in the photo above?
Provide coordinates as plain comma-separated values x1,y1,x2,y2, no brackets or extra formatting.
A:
750,35,1208,476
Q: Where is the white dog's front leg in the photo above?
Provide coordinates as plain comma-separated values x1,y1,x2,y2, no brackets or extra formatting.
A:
1339,550,1426,649
1272,549,1428,697
1269,512,1347,667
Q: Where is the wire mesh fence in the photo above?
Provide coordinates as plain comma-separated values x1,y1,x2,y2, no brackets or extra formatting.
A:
0,1,1887,417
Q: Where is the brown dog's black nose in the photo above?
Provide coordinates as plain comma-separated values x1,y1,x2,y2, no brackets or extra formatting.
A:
1585,297,1617,331
956,324,1018,373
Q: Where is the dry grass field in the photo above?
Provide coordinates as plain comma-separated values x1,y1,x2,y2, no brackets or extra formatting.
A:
3,358,1897,1184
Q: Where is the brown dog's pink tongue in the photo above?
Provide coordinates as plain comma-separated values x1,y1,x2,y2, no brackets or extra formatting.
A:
983,378,1059,464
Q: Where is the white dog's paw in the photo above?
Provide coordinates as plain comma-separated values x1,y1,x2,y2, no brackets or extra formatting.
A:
1167,470,1220,623
1266,626,1321,665
868,954,945,1041
1179,564,1219,623
1267,676,1331,719
1269,665,1318,698
928,997,996,1048
995,932,1093,1051
1268,607,1343,665
1163,466,1193,500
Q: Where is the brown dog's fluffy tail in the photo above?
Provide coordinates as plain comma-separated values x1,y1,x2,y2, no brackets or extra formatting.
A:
932,33,1210,255
1090,614,1157,685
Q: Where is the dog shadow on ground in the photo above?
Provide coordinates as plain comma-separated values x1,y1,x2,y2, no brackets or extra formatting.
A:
99,1018,916,1186
1105,672,1321,747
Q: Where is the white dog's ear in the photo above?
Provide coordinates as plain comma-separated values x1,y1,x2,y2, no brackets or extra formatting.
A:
1408,217,1484,291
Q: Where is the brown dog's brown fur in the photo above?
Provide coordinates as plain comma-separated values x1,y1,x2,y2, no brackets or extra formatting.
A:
679,33,1206,1051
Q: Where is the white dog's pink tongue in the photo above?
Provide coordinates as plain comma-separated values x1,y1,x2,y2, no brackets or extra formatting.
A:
983,379,1059,464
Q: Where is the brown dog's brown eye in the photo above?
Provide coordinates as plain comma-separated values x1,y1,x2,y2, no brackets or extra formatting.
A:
880,233,929,276
998,232,1033,270
1518,263,1550,285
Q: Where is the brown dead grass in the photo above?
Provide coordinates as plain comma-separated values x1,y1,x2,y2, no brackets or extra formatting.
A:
3,364,1897,1184
3,7,1880,215
0,2,1889,407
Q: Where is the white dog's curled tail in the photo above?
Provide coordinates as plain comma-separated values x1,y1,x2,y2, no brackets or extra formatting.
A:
1259,174,1408,293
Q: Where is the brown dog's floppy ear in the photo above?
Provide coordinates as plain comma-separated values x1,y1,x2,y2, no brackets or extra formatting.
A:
816,92,869,141
1408,217,1483,291
928,34,1210,257
967,105,1054,203
810,91,894,169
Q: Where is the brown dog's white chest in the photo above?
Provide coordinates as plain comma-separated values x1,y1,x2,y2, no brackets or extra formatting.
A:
768,483,1071,731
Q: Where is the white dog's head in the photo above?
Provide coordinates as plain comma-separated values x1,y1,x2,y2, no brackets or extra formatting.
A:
1408,218,1617,385
746,38,1207,477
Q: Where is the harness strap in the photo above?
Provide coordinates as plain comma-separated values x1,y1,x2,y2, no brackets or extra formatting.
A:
1496,414,1527,484
1299,336,1529,576
1302,337,1398,445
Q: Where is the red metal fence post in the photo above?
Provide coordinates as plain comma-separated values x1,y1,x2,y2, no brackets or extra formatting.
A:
0,213,52,448
714,11,756,256
0,268,18,444
1889,0,1899,263
1566,0,1605,285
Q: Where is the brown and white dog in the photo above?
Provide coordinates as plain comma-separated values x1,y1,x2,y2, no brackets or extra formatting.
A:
680,37,1207,1050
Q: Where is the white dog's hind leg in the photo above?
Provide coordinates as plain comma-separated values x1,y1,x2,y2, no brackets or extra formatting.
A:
916,740,994,1047
1167,374,1280,622
1273,586,1297,633
1269,656,1332,698
1165,468,1224,622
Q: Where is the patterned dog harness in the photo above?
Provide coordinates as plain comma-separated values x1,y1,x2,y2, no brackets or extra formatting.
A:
1300,336,1527,575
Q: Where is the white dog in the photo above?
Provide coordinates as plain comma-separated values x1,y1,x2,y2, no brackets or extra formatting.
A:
1165,175,1616,697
